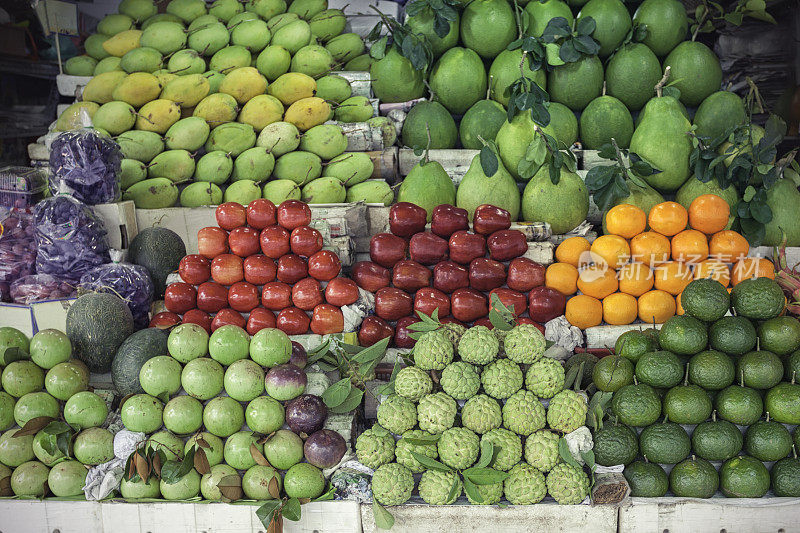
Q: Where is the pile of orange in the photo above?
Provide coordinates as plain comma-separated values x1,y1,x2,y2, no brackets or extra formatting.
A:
552,194,776,330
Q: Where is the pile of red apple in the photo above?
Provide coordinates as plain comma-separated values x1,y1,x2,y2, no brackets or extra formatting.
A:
156,199,358,336
355,203,565,347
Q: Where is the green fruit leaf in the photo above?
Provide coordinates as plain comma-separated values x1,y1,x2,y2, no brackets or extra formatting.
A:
576,16,596,36
404,433,440,446
517,158,540,180
14,416,54,438
739,217,765,246
585,165,616,191
530,103,551,128
661,86,681,100
367,22,383,42
329,387,364,414
558,437,582,470
39,433,58,456
462,477,483,503
749,198,773,224
633,24,648,42
256,500,282,530
159,460,181,484
314,483,337,502
558,40,580,63
321,378,353,408
433,15,451,38
410,452,451,472
373,500,395,530
524,136,548,165
447,477,461,502
580,449,596,471
597,144,616,160
282,497,302,521
507,38,524,51
573,35,599,55
480,145,499,177
370,36,388,60
462,467,509,485
352,337,391,365
540,17,572,42
476,440,494,468
743,185,757,202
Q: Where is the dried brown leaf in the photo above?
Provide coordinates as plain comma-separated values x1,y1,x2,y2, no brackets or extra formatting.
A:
152,452,162,477
196,437,210,449
194,447,211,475
135,452,150,483
0,476,12,497
217,474,243,502
14,417,54,437
298,498,311,505
268,476,281,499
251,443,271,467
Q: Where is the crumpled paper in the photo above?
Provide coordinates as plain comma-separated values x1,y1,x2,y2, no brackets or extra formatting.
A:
564,426,594,465
341,287,374,333
83,430,145,501
545,316,584,351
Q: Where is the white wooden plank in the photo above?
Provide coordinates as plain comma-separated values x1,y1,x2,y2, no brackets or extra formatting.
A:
44,501,103,533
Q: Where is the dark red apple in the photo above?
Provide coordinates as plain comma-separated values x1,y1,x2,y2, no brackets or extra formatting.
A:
507,257,546,292
310,304,344,335
246,198,277,229
473,204,511,235
409,232,448,265
182,309,212,332
292,277,323,310
262,281,292,310
277,254,308,284
431,204,469,238
414,288,450,318
358,316,393,346
394,316,421,348
528,286,566,323
389,202,427,237
228,281,260,312
487,229,528,261
196,281,229,313
290,226,323,257
246,307,276,335
308,250,341,281
215,202,247,230
243,255,277,285
370,233,407,268
375,287,413,321
260,226,291,259
448,231,486,265
392,260,431,292
517,317,545,334
228,226,261,257
432,261,469,293
211,254,244,285
350,261,390,292
164,282,196,314
451,288,488,322
469,258,506,291
277,200,312,230
439,316,464,326
277,307,311,335
489,288,527,316
474,317,493,329
211,308,246,330
325,278,359,306
179,254,211,285
149,311,181,329
198,226,228,258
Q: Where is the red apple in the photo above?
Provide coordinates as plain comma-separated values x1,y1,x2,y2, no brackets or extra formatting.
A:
290,226,323,257
246,198,277,229
211,308,246,330
432,261,469,293
392,260,431,291
228,226,261,257
211,254,244,285
389,202,427,237
375,287,413,321
516,317,545,334
292,277,323,310
310,304,344,335
370,233,407,268
308,250,341,281
489,288,527,316
228,281,260,312
196,282,229,313
277,254,308,284
198,227,228,259
325,278,359,306
215,202,247,230
277,200,312,230
358,316,394,346
474,317,493,329
431,204,469,238
507,258,546,292
277,307,311,335
247,307,277,335
487,229,528,261
164,282,197,314
149,311,181,329
409,232,448,265
394,316,421,348
451,288,488,322
473,204,511,235
439,316,464,326
262,281,293,310
448,231,486,265
528,286,566,323
179,254,211,285
182,309,212,332
260,226,291,259
469,258,506,291
243,255,277,285
414,288,450,318
351,261,390,292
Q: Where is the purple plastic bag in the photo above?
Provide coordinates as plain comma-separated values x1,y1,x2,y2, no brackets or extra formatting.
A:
80,262,154,328
49,129,122,205
0,208,37,300
10,274,77,304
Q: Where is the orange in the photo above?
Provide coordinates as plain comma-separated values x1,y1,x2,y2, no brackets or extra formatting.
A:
689,194,730,234
676,291,685,315
730,257,776,286
709,230,749,263
653,261,693,295
694,259,731,287
648,201,688,236
545,263,579,296
590,235,631,269
638,290,677,324
577,265,619,299
602,293,638,325
671,229,709,263
555,236,591,268
565,295,603,329
618,262,654,297
630,232,671,266
606,204,647,239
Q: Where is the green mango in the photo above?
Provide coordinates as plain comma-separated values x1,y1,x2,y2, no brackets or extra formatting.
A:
324,33,364,64
120,47,163,73
402,101,457,150
188,22,230,56
180,182,223,206
140,22,187,55
315,75,351,103
266,12,299,33
205,122,256,156
231,20,271,53
288,0,326,20
166,0,208,23
92,101,136,135
309,9,346,43
256,121,301,156
456,150,521,221
64,55,97,76
272,151,322,184
208,46,251,74
56,102,99,131
323,152,374,186
367,116,397,146
161,73,210,107
98,14,135,35
246,0,286,20
123,178,179,208
290,45,334,78
188,14,222,31
271,19,312,55
85,34,112,60
256,45,292,81
94,57,122,75
344,53,373,72
168,49,207,75
120,159,148,189
209,0,244,22
227,11,260,29
224,179,262,204
334,96,373,123
141,13,184,30
119,0,158,22
148,149,196,182
193,93,239,127
232,147,275,182
204,70,226,92
346,180,393,205
195,151,233,184
302,177,346,203
262,179,301,204
299,124,347,160
116,130,165,162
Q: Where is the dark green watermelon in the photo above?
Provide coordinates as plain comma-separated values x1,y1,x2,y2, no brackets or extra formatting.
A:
129,227,186,297
67,293,135,373
112,328,168,396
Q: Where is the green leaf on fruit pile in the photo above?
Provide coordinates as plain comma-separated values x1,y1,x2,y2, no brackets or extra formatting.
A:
661,86,681,100
217,474,243,502
14,416,54,438
411,451,451,472
462,477,483,503
256,500,282,530
558,438,582,470
373,500,395,530
405,433,440,446
541,16,600,63
488,293,515,331
322,378,353,408
447,477,461,503
329,387,364,414
476,440,495,468
462,467,509,485
352,337,391,365
480,146,499,178
370,36,388,60
282,497,302,521
314,483,336,502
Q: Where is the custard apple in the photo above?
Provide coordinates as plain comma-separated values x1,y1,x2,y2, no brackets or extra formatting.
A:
504,462,546,505
461,394,502,435
438,427,480,470
394,366,433,402
413,330,454,370
395,429,438,473
441,323,467,347
504,324,546,364
546,463,590,504
502,390,546,436
417,392,457,434
355,425,395,469
458,326,499,365
377,394,417,435
524,430,561,473
466,479,503,505
525,357,566,399
481,428,522,471
547,390,588,434
371,462,414,505
440,361,480,400
481,358,523,399
418,469,462,505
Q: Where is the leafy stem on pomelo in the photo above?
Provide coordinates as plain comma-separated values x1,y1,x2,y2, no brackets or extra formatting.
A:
367,7,434,72
539,16,600,63
584,138,659,211
689,0,776,39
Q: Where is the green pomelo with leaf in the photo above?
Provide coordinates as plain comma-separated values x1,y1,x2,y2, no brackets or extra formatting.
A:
460,99,507,150
429,47,487,115
405,4,459,58
693,91,747,140
456,150,521,221
632,0,688,57
488,49,547,108
402,101,458,150
370,46,425,103
524,0,574,37
547,55,604,111
460,0,516,59
577,0,631,58
580,96,633,150
522,166,589,233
